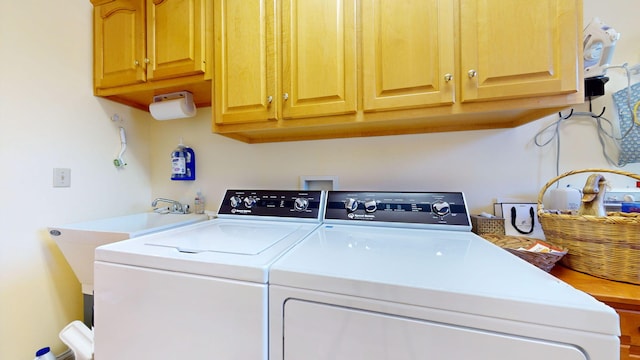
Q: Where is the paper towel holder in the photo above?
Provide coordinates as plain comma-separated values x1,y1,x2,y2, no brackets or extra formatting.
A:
149,91,197,120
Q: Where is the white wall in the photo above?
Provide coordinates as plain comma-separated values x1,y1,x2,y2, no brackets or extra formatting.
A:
1,1,639,359
0,2,154,359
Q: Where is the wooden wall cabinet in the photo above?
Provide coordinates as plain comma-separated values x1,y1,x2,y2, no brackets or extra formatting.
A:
92,0,146,89
362,0,580,110
91,0,212,110
459,0,580,103
361,0,455,112
212,0,275,124
213,0,583,143
213,0,356,125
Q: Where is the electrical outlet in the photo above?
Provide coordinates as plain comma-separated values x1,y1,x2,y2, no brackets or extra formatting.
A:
53,168,71,187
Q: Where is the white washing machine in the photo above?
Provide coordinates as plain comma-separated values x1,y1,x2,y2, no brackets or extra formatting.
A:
93,190,325,360
269,191,620,360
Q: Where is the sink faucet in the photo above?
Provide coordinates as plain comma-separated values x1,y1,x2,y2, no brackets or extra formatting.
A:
151,198,189,214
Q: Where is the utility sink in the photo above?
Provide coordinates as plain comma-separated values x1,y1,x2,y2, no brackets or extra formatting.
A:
49,212,208,294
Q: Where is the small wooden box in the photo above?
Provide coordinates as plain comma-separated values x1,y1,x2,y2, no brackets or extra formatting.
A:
471,215,505,235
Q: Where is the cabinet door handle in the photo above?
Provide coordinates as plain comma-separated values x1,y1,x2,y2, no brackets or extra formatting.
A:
267,96,273,104
144,58,150,64
134,60,140,66
444,73,453,82
468,69,477,78
283,93,289,101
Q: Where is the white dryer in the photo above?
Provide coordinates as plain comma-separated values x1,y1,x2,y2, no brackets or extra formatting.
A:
269,191,620,360
93,190,325,360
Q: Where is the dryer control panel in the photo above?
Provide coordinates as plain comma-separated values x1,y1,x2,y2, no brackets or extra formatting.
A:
324,191,471,229
218,190,325,220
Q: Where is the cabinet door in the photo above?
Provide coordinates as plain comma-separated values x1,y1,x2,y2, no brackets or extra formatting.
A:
213,0,276,124
147,0,208,81
362,0,455,111
281,0,357,119
93,0,146,89
619,309,640,360
460,0,580,102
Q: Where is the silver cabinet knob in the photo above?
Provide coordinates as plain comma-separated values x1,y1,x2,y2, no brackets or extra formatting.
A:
283,93,289,101
144,58,150,64
267,96,273,103
467,69,477,78
134,60,140,66
444,73,453,82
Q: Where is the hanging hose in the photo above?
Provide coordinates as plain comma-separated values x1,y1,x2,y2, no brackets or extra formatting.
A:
113,127,127,168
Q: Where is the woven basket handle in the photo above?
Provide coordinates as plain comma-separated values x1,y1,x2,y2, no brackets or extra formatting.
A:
536,168,640,215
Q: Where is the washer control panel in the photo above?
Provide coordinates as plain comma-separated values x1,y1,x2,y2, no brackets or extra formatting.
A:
325,191,470,228
218,190,324,219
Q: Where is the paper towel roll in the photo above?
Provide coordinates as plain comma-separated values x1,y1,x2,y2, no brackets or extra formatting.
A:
149,97,197,120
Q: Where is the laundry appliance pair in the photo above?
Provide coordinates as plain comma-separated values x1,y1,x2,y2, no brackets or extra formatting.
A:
94,190,619,359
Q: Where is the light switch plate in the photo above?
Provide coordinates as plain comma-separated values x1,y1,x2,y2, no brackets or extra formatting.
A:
53,168,71,187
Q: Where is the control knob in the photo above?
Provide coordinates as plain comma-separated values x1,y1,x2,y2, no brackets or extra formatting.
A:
293,197,309,211
432,200,451,217
364,200,377,213
230,196,242,208
345,198,359,213
244,196,257,208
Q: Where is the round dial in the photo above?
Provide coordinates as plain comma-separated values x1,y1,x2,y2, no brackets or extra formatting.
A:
293,197,309,211
364,200,377,213
230,196,242,208
345,198,359,213
432,200,451,216
243,196,256,208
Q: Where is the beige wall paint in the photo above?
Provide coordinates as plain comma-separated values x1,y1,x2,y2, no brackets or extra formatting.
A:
0,2,154,359
1,0,639,359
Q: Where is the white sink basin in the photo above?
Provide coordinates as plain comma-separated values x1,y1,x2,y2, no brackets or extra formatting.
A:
49,212,208,294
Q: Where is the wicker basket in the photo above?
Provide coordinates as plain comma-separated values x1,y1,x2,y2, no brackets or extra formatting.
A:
481,234,566,272
538,168,640,284
471,215,505,235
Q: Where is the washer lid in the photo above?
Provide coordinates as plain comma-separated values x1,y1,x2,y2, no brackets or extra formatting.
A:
270,224,620,336
145,222,298,255
96,219,320,283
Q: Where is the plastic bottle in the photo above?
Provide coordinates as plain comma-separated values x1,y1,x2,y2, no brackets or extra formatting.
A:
171,143,187,179
194,191,205,214
34,347,56,360
170,140,196,181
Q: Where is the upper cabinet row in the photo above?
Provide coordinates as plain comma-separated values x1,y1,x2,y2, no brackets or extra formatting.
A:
90,0,583,143
90,0,212,109
212,0,583,143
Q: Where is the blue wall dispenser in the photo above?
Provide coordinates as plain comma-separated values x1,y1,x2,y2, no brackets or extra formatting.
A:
171,139,195,181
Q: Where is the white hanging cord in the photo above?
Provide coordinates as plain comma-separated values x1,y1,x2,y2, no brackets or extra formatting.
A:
114,127,127,168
